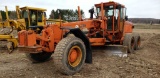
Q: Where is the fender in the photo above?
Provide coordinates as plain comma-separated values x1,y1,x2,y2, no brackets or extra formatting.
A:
68,28,92,64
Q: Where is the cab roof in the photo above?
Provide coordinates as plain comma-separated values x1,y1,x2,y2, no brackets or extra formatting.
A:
95,1,125,8
20,6,47,11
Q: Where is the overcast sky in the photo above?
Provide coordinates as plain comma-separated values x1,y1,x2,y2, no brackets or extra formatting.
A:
0,0,160,19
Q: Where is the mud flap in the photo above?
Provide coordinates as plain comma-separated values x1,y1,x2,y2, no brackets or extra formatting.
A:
69,28,92,63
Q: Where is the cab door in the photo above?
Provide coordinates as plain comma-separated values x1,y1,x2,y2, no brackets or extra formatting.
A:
107,5,119,31
37,11,45,26
119,7,126,32
106,5,114,31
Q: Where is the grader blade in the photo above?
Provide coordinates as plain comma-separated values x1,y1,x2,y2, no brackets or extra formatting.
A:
92,45,128,57
105,45,128,57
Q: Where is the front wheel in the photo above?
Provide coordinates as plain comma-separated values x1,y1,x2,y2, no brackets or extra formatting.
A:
53,36,86,75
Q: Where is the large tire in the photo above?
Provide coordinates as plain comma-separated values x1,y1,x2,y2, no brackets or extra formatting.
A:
133,33,141,50
26,52,52,63
123,33,135,53
53,36,86,75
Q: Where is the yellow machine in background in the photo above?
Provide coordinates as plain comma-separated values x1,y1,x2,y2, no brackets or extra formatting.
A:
19,6,47,31
46,19,67,26
0,6,47,53
0,6,26,30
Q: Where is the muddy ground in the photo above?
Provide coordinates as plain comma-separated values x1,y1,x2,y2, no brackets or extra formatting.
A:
0,26,160,78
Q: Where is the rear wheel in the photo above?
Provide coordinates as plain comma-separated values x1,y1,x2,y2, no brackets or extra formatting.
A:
26,52,52,63
53,36,86,75
134,34,141,50
123,33,135,53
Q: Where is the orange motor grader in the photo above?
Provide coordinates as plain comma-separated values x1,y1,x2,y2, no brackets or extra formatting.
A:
18,1,141,75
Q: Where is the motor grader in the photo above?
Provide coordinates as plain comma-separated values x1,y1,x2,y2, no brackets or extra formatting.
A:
0,6,47,53
18,1,141,75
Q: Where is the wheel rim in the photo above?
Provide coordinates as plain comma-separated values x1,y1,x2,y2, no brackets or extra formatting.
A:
68,46,82,67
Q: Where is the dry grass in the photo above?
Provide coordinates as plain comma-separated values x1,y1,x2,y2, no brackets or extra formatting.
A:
134,24,160,29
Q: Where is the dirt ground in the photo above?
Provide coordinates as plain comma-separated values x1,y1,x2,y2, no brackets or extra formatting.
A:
0,27,160,78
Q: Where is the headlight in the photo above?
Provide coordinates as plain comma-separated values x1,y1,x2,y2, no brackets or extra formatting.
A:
75,25,79,28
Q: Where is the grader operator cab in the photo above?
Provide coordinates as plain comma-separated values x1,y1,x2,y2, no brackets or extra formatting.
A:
18,1,141,75
18,6,47,31
0,6,47,53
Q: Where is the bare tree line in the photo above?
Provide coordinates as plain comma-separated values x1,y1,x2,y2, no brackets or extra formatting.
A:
129,18,160,24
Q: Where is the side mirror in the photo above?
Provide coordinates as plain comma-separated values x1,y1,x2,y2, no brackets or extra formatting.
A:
44,12,46,18
89,7,94,19
57,9,61,20
57,9,61,14
89,7,94,13
125,16,128,21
